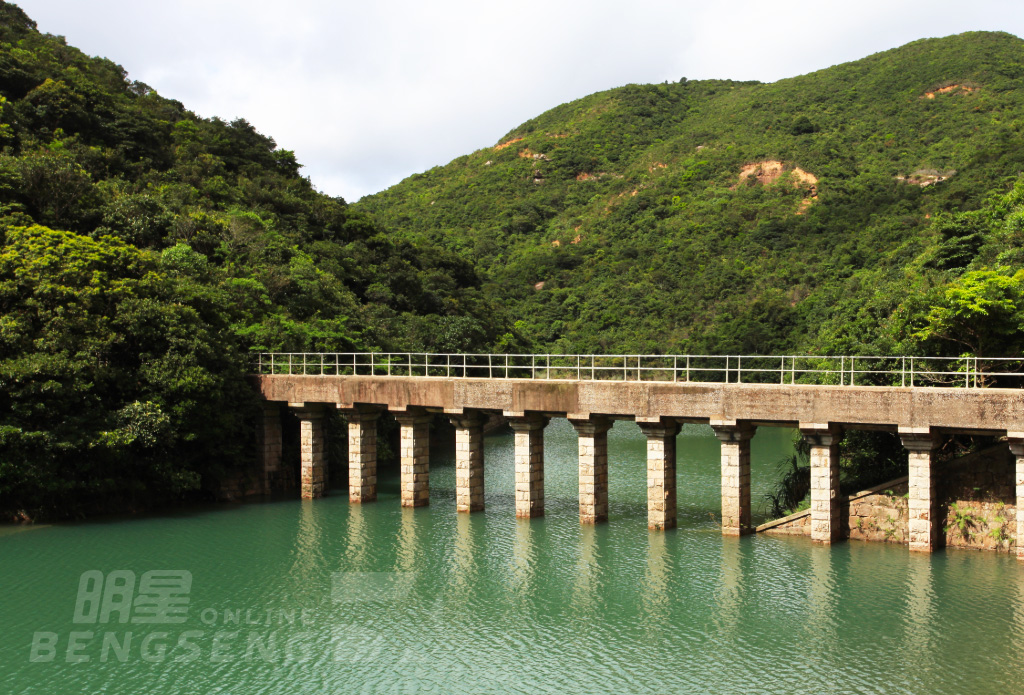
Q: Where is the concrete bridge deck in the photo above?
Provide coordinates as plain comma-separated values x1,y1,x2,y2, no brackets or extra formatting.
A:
251,353,1024,558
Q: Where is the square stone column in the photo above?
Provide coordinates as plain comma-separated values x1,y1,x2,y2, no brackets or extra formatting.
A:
801,423,844,544
1009,434,1024,561
570,416,613,524
449,412,485,513
900,427,941,552
638,419,681,530
711,421,756,536
509,413,549,518
345,405,382,503
394,409,432,508
292,404,326,500
258,403,283,494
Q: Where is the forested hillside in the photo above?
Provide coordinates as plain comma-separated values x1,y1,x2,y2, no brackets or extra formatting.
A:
359,31,1024,358
0,2,514,519
4,2,1024,522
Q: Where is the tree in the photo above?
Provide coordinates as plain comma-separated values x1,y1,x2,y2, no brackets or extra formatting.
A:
913,268,1024,356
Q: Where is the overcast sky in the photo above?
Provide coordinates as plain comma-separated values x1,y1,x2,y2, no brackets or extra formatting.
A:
16,1,1024,201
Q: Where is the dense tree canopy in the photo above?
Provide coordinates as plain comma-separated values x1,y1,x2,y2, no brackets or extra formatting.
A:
0,2,516,519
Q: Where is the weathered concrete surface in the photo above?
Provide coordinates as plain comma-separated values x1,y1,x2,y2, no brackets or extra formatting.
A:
395,410,431,508
712,423,755,535
258,403,284,494
509,414,548,518
295,406,327,500
638,419,680,530
254,376,1024,433
571,417,611,524
802,424,843,544
450,413,485,513
345,406,381,503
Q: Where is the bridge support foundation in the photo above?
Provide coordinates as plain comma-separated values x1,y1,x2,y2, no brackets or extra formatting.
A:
450,412,485,512
346,406,381,503
1010,435,1024,560
396,410,431,508
294,405,326,500
901,428,940,552
638,419,680,530
510,414,548,518
712,422,755,536
258,403,283,494
571,417,612,524
802,424,843,544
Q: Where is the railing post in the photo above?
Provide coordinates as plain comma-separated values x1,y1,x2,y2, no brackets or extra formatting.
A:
780,356,785,385
591,355,595,381
674,355,678,383
738,355,742,384
686,355,690,383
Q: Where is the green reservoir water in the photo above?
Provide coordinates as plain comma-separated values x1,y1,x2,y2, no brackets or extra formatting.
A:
3,420,1024,694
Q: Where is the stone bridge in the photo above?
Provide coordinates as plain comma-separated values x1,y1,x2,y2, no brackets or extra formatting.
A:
251,353,1024,558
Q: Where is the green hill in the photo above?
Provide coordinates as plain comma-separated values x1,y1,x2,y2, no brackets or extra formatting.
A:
359,31,1024,356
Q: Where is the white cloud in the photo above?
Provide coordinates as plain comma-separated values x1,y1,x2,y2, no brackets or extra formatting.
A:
16,0,1024,200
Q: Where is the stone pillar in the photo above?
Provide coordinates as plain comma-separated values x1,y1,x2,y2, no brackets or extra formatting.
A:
570,417,612,524
801,423,843,544
449,412,485,513
900,427,941,552
1009,434,1024,561
395,409,431,508
638,419,681,530
346,406,382,503
509,414,549,518
293,405,326,500
258,403,283,494
711,421,756,536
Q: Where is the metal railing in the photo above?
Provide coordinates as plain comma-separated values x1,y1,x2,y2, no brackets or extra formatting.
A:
251,353,1024,389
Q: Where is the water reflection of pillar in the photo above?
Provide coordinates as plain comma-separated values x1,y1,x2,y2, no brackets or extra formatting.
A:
571,525,601,615
396,506,419,573
294,494,325,574
511,518,537,607
713,538,744,636
451,512,477,596
345,498,368,568
807,544,838,668
642,531,670,633
902,556,937,685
